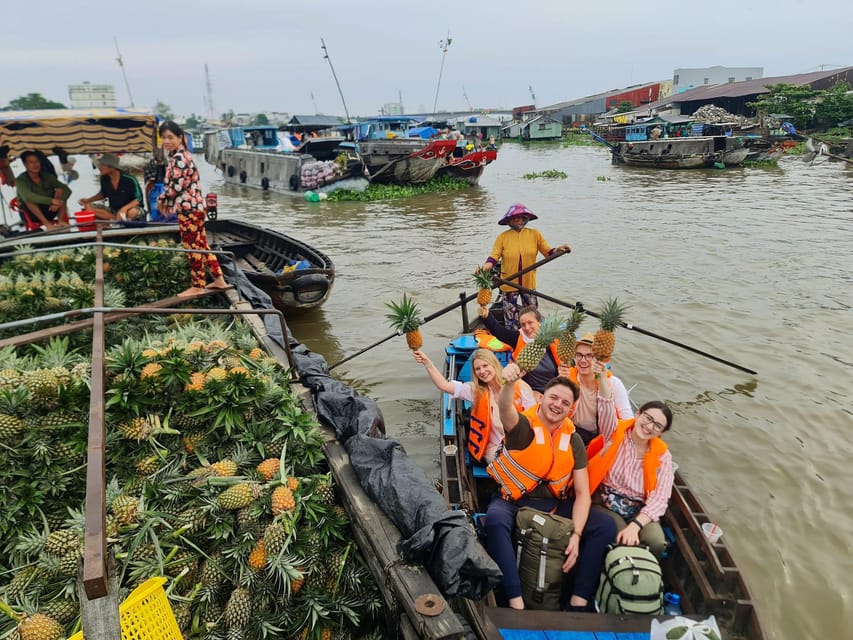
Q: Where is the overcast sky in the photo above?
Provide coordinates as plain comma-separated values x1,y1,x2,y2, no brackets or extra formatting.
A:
2,0,851,119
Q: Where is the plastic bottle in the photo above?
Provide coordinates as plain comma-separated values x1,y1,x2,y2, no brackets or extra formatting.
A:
663,592,682,616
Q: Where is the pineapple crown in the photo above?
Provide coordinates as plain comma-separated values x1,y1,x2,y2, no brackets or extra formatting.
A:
384,293,423,334
598,297,628,332
567,309,586,334
534,313,564,346
472,268,494,289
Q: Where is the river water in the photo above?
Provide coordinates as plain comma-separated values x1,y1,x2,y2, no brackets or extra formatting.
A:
97,143,853,638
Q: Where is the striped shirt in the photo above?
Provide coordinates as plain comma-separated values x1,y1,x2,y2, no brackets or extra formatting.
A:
598,397,674,522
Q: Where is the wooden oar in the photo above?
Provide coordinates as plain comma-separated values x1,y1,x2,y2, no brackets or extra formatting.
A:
328,249,570,370
493,277,757,375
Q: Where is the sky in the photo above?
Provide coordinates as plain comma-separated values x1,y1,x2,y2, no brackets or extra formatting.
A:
2,0,851,119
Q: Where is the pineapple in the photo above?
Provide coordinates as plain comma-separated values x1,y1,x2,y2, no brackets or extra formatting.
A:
0,413,23,438
248,539,267,570
556,309,586,364
263,522,287,556
0,368,21,390
290,567,306,594
286,476,300,492
271,486,295,515
593,298,628,362
185,372,206,392
41,599,78,625
516,313,563,373
110,495,139,524
44,529,80,556
223,588,253,629
256,458,280,481
17,614,63,640
472,268,494,306
210,459,239,477
216,483,260,511
314,481,335,505
384,293,423,350
139,362,162,380
117,416,152,441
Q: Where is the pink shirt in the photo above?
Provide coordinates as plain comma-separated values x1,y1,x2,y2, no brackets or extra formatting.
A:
598,397,674,522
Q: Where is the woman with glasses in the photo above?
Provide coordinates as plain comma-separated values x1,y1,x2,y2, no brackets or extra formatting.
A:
585,399,674,557
567,333,634,445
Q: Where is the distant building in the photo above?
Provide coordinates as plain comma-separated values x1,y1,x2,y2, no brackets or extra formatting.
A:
673,66,763,93
232,113,252,126
381,102,404,115
68,82,116,108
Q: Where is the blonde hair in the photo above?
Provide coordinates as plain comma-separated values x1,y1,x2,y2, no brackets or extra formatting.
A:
469,349,505,404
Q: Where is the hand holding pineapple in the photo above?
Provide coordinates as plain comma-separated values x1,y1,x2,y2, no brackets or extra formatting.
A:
385,293,424,350
516,312,563,373
473,268,495,307
593,298,628,363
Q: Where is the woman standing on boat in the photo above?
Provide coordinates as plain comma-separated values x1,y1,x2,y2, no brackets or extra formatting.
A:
412,348,536,463
481,203,570,330
158,121,227,297
586,398,674,557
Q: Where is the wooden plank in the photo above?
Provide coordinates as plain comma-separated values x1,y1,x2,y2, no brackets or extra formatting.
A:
0,290,221,349
486,609,653,633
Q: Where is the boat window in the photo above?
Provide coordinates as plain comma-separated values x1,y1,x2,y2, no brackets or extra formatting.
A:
728,77,735,83
260,162,265,174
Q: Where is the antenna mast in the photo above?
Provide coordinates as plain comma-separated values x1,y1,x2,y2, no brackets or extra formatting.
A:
310,92,319,115
204,64,216,120
463,86,473,111
320,38,351,123
432,31,452,118
529,84,536,109
114,38,135,107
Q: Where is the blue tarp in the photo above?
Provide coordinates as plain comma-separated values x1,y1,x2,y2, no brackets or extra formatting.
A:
408,126,438,139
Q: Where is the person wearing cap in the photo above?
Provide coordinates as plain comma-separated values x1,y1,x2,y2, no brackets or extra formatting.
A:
586,398,674,558
78,153,144,222
567,334,634,445
14,150,71,228
569,336,633,444
482,202,569,330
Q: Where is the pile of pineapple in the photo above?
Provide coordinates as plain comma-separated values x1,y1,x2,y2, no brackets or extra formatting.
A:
0,317,382,639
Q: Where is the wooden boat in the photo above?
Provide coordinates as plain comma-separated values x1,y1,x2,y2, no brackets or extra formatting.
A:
0,219,335,312
616,137,749,169
438,330,767,640
357,138,458,184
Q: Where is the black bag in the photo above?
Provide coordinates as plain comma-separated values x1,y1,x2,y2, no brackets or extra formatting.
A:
596,544,663,615
514,507,574,611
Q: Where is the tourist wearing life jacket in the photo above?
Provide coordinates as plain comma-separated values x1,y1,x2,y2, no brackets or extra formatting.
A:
477,305,565,395
412,348,535,463
484,363,616,612
569,333,634,445
586,399,674,558
481,202,570,330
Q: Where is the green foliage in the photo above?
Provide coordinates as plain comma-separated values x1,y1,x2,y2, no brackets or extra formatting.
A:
748,83,817,129
152,100,175,121
183,113,205,130
814,82,853,128
616,100,635,113
562,130,598,147
523,169,568,180
325,175,469,202
3,93,67,110
251,113,270,126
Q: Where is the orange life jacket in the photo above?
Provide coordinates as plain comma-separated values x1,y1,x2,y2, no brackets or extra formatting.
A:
586,418,668,498
474,329,513,352
468,383,525,461
512,335,561,369
487,406,576,500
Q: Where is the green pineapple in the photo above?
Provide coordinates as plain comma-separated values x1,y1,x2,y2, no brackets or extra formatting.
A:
41,599,78,625
593,298,629,362
0,412,23,438
314,481,336,505
199,553,225,588
223,587,253,629
516,313,563,373
556,309,586,364
263,521,287,556
0,367,21,390
5,566,42,604
216,483,260,511
23,369,59,406
44,529,80,556
110,494,139,524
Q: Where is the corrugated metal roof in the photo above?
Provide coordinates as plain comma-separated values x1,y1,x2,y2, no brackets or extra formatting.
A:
287,114,344,127
541,81,664,111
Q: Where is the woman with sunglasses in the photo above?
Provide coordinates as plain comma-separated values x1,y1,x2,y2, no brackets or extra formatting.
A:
585,399,674,557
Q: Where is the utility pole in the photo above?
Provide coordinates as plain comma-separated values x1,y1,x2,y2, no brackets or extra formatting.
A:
310,92,319,115
529,84,536,109
204,64,216,121
320,38,351,124
432,31,452,119
114,38,135,107
463,86,473,111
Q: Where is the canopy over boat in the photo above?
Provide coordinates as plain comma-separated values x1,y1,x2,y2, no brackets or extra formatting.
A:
0,108,157,156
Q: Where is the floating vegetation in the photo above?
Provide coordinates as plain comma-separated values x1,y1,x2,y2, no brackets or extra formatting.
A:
596,176,611,182
743,159,781,168
562,131,598,147
325,176,470,202
522,169,568,180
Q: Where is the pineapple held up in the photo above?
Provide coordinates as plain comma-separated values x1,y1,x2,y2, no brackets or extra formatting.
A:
593,298,628,363
516,313,563,373
473,268,494,306
385,293,424,350
556,309,586,364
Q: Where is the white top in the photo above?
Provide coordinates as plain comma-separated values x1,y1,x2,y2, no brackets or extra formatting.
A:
451,380,537,462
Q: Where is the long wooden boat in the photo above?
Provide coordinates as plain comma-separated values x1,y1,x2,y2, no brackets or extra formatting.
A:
0,219,335,312
438,331,767,640
437,148,498,185
357,138,458,184
615,137,749,169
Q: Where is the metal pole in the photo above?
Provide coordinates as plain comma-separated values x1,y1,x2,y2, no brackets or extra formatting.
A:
321,38,351,124
431,31,452,119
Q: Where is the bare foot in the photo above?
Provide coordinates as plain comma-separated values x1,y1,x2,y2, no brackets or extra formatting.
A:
177,287,207,298
205,278,229,290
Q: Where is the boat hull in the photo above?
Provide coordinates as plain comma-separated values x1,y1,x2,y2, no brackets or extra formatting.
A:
437,149,498,184
359,139,457,184
616,136,748,169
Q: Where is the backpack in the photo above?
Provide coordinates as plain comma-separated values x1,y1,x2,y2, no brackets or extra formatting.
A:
596,544,664,615
514,507,574,611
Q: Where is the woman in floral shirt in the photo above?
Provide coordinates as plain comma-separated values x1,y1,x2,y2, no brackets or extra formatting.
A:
158,120,228,297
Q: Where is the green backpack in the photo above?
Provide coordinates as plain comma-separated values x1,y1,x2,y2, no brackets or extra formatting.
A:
596,544,664,615
514,507,575,611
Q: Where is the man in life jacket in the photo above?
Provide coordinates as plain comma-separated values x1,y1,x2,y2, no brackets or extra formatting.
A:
477,305,565,395
484,362,616,611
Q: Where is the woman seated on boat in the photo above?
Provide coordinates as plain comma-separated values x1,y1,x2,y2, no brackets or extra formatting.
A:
477,304,564,396
486,364,616,611
14,151,71,228
412,348,536,464
587,398,674,558
568,333,633,445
